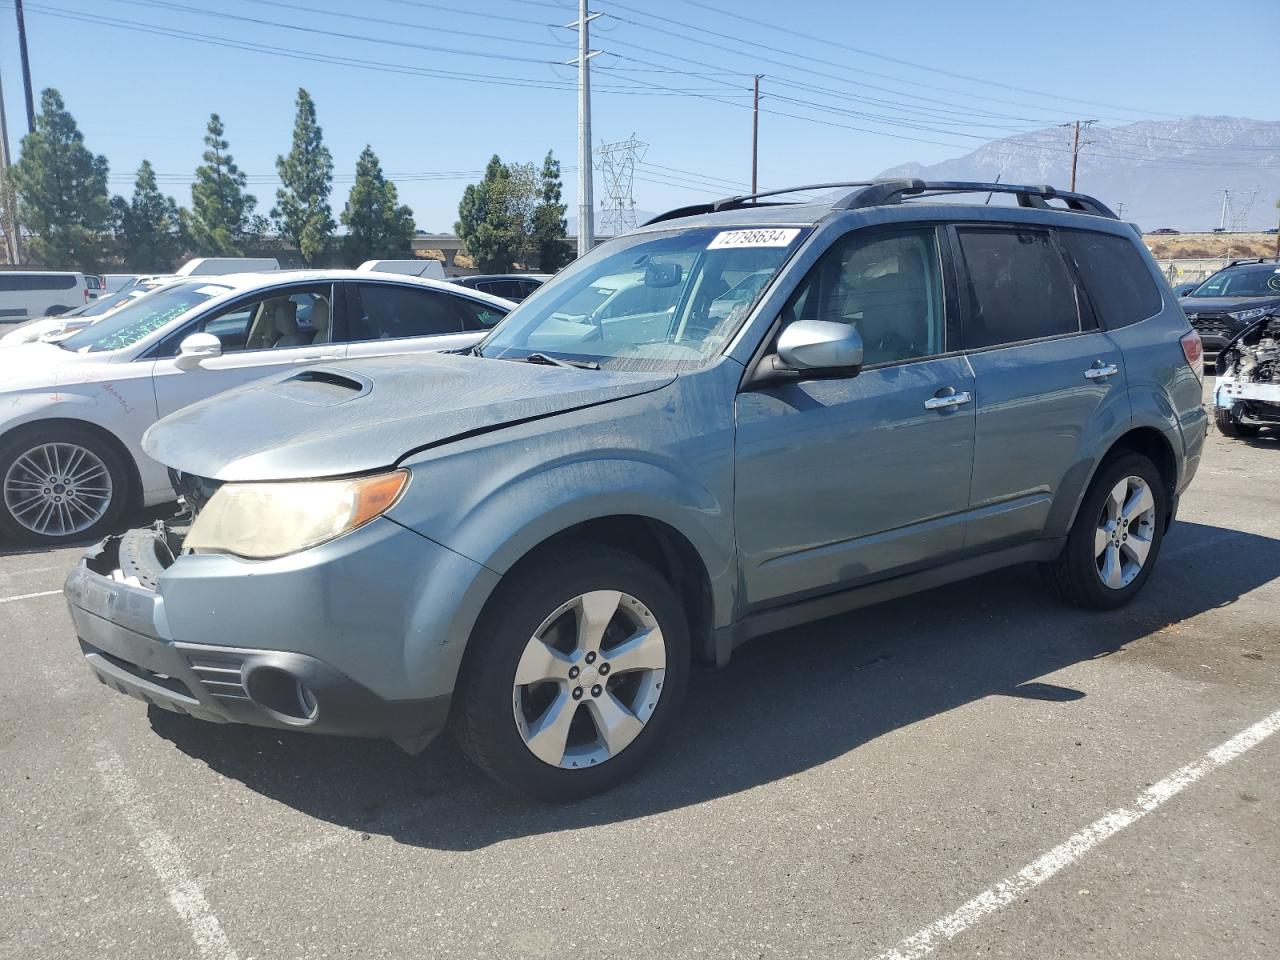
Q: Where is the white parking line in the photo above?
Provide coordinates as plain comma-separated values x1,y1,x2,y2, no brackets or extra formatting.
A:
872,707,1280,960
93,744,239,960
0,588,62,604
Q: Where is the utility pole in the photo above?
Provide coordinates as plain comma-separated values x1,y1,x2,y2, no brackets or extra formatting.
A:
0,68,20,264
1219,189,1230,231
567,0,600,256
750,75,760,194
14,0,35,134
1115,201,1126,219
1066,119,1095,192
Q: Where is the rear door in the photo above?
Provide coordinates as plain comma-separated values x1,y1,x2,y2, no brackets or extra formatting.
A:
340,281,482,359
953,225,1128,551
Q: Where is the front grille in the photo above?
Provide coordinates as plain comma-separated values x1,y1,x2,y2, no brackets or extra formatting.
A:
1189,314,1232,338
185,652,250,702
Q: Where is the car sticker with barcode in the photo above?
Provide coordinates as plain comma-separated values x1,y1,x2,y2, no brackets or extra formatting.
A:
707,228,800,250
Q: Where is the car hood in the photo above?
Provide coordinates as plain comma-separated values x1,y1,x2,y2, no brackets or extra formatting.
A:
1181,295,1280,314
144,352,677,482
0,341,99,384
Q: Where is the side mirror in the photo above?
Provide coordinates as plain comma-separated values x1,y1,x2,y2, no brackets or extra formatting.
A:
776,319,863,373
174,332,222,370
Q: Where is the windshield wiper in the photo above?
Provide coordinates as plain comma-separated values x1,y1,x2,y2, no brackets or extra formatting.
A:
523,352,601,370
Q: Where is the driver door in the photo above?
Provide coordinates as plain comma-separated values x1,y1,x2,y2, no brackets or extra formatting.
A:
149,284,345,419
734,226,976,608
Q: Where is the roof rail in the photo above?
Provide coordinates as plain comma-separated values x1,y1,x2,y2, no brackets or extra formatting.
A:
1225,257,1280,268
832,180,1118,218
642,178,1118,227
643,182,874,226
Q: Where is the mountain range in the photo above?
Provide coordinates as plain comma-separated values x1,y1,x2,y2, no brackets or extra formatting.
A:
877,116,1280,232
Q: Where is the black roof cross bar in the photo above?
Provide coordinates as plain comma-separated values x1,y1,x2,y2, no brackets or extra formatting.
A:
833,180,1119,219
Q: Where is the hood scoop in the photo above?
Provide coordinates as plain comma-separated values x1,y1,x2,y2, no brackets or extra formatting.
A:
270,369,371,406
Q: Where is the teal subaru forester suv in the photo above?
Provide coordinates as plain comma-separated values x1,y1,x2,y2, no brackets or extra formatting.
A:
66,180,1207,799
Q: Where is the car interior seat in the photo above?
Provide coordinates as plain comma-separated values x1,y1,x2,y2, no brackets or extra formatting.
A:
308,297,330,345
269,300,306,347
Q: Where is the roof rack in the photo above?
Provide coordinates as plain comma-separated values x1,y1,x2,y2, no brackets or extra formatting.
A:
643,178,1118,226
1225,257,1280,268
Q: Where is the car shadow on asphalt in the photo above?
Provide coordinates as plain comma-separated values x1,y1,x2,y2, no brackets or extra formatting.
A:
146,519,1280,851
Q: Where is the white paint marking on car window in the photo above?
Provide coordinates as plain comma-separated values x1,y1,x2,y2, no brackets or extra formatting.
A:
871,707,1280,960
93,744,240,960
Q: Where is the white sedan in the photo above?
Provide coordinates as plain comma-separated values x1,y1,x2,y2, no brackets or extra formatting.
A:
0,270,511,545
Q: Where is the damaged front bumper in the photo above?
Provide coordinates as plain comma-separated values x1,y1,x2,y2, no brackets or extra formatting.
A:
64,522,460,751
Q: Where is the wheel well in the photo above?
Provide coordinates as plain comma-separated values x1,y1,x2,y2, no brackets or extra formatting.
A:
1104,427,1177,524
0,418,143,511
506,516,717,663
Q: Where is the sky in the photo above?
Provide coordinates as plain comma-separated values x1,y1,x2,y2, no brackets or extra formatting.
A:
1,0,1277,233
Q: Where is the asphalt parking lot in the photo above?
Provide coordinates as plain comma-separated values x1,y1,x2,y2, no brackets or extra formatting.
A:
3,390,1278,960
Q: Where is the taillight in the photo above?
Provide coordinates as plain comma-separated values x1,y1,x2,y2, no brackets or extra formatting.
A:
84,288,90,302
1180,329,1204,381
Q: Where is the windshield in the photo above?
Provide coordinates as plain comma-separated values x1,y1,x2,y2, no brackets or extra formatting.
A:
59,281,229,353
480,226,808,371
1191,266,1280,298
77,288,139,318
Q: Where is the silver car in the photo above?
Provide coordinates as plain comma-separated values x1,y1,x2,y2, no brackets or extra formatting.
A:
66,180,1208,800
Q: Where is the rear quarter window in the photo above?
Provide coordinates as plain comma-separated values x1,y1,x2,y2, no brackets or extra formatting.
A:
1060,230,1163,329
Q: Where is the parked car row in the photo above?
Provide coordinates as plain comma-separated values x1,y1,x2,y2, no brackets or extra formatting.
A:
52,179,1206,800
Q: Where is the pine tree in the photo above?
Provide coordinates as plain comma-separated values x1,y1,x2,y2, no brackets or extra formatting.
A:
272,88,334,266
10,88,112,270
532,150,570,273
455,155,537,273
340,146,415,264
110,160,187,272
189,113,258,256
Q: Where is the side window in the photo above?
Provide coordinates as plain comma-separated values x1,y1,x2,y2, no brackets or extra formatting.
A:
780,228,947,366
955,228,1084,349
155,287,333,357
349,283,464,341
1060,231,1163,329
0,275,19,292
453,297,507,330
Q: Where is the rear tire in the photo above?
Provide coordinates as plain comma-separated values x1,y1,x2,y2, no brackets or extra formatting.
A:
1214,407,1260,438
0,424,131,546
1042,452,1167,610
452,543,690,801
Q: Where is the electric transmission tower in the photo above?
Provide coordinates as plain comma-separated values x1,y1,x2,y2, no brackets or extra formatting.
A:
597,135,646,235
1229,187,1260,232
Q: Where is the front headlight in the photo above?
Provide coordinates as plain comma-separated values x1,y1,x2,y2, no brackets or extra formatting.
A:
1228,307,1270,323
185,470,409,559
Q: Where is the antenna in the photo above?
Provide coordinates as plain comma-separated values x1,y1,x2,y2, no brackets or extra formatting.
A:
597,134,646,235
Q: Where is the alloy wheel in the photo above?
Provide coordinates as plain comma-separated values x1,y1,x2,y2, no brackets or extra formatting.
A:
512,589,667,769
3,441,114,538
1094,475,1156,590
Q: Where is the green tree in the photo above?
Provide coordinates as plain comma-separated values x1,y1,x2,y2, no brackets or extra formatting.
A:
189,113,258,256
455,154,537,273
10,88,111,269
110,160,187,271
531,150,570,272
272,88,334,266
339,145,416,263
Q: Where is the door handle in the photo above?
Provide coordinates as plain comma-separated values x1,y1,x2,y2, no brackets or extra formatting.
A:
291,355,341,364
1084,363,1119,379
924,390,972,410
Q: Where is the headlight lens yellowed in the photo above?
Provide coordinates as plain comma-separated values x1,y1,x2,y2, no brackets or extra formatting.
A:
185,470,409,559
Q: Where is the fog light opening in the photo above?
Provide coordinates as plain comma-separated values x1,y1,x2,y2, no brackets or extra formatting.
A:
246,666,319,723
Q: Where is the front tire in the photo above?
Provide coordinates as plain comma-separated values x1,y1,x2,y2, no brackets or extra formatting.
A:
452,543,690,801
0,424,130,546
1043,452,1167,610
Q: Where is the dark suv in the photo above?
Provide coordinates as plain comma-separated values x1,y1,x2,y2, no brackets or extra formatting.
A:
1180,259,1280,364
66,180,1207,799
